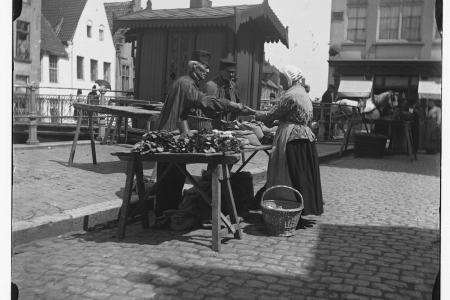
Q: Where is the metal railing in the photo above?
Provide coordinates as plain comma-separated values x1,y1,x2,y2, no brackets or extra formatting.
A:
13,84,137,144
13,84,360,144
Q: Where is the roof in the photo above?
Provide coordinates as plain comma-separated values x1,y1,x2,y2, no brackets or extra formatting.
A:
41,15,68,57
115,1,288,47
337,78,373,98
42,0,88,42
104,1,134,34
418,79,441,100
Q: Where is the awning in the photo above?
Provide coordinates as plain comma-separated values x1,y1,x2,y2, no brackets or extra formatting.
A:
337,79,373,98
418,80,441,100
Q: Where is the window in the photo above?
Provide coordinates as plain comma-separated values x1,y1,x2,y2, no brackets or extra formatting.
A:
347,0,367,42
379,0,422,41
121,65,130,91
77,56,84,79
87,25,92,38
332,12,344,22
15,21,30,60
99,26,104,41
103,62,111,82
15,75,29,93
90,59,98,81
49,55,58,83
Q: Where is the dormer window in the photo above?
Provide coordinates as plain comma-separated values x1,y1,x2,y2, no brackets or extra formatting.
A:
87,20,93,38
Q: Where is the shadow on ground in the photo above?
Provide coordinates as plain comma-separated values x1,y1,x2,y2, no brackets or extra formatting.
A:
49,160,155,175
322,153,440,177
12,212,440,299
63,219,439,299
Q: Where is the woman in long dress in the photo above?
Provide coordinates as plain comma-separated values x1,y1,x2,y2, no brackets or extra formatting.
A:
255,66,323,224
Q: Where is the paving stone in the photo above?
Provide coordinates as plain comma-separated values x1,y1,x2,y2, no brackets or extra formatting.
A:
11,151,440,299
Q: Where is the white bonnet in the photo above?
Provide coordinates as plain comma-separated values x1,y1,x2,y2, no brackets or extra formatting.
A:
280,65,304,87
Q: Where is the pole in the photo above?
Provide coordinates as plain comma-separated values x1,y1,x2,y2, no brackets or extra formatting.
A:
97,87,107,140
26,82,39,145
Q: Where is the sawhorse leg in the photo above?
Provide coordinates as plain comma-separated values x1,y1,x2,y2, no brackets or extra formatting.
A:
102,116,115,145
88,112,97,165
404,122,415,161
68,110,83,167
174,164,237,252
211,164,222,252
339,120,353,156
118,156,137,239
222,165,243,240
114,116,123,144
233,150,258,175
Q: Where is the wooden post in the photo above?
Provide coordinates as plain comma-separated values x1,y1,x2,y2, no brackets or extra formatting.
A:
97,89,107,140
26,83,39,145
211,164,222,252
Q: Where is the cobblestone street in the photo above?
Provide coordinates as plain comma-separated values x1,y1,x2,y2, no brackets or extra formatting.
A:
12,153,440,299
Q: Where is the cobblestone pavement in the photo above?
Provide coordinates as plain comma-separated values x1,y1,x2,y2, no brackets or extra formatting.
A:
12,143,340,225
12,153,440,299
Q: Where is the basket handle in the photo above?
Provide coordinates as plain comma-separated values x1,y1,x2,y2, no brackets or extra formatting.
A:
261,185,304,208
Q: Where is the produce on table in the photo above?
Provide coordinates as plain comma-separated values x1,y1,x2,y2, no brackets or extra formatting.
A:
132,130,241,155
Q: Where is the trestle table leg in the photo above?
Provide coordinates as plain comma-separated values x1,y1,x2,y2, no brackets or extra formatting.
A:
222,165,242,239
118,156,137,239
68,111,83,166
211,164,222,252
88,112,97,165
102,116,115,145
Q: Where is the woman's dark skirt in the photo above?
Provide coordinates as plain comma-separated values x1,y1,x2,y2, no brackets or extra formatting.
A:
286,139,324,216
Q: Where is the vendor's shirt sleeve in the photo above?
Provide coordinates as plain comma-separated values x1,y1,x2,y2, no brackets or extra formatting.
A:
183,81,239,115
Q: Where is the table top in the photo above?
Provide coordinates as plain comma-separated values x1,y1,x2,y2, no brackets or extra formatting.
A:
111,151,242,164
348,117,411,125
241,145,272,152
108,99,164,110
73,103,160,118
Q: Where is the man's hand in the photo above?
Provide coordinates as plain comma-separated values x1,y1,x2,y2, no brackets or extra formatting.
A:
241,105,257,116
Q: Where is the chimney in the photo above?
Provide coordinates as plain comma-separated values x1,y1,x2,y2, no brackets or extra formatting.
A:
132,0,142,12
190,0,212,8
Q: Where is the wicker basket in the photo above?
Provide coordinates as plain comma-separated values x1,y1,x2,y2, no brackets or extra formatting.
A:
261,185,304,237
187,115,213,131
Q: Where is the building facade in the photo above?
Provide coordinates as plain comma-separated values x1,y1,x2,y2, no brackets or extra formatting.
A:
328,0,441,104
40,0,116,95
13,0,42,92
104,0,147,96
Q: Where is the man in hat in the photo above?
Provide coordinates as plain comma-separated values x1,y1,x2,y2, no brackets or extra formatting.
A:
154,49,253,227
204,54,240,120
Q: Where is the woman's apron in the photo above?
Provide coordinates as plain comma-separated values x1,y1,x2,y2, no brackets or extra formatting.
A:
265,122,298,202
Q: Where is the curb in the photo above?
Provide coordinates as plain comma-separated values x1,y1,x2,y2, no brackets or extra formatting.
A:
12,147,353,247
13,140,95,150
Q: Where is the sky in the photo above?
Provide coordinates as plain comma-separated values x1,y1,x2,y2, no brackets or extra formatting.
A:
105,0,332,99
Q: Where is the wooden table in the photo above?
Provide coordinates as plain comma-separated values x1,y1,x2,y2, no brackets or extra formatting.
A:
340,118,416,161
68,103,160,166
111,151,243,252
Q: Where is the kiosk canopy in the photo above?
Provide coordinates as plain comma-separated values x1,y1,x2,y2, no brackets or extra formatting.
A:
418,80,441,100
337,78,373,98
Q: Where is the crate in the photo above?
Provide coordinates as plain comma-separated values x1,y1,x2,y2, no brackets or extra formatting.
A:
186,115,213,131
354,132,388,158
